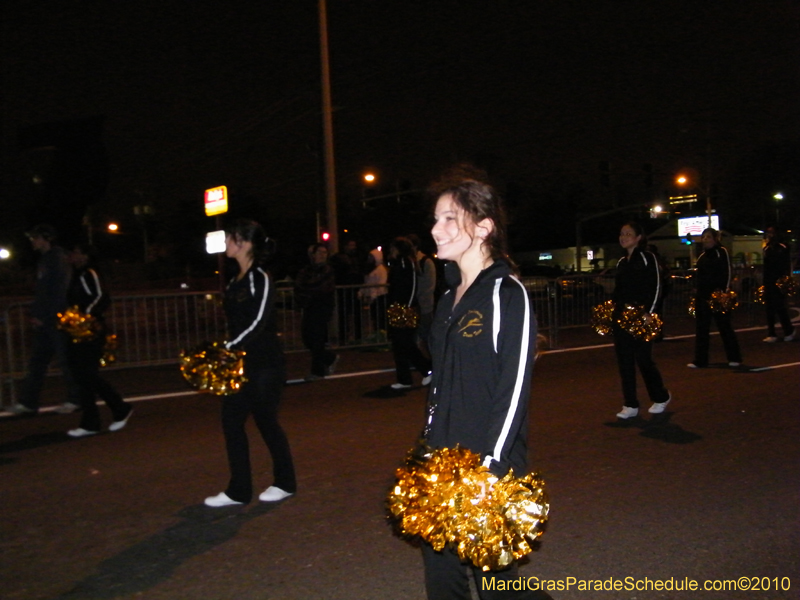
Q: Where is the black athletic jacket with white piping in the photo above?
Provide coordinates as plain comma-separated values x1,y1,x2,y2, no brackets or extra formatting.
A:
613,247,661,314
223,266,283,369
425,259,536,478
695,244,732,301
68,267,110,319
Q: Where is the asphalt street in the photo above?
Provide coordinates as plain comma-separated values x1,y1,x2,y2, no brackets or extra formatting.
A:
1,326,798,600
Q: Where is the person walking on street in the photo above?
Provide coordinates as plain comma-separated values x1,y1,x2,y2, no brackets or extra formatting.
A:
11,224,81,415
294,243,339,381
408,233,437,354
612,222,672,420
331,239,365,343
386,237,432,390
205,219,296,508
359,248,389,336
762,226,795,342
63,244,133,437
688,228,742,368
419,177,551,600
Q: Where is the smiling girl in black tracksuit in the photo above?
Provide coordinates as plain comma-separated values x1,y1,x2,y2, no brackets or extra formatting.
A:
612,222,671,420
421,178,550,600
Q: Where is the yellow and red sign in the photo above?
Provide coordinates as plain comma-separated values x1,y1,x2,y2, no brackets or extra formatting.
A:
204,186,228,217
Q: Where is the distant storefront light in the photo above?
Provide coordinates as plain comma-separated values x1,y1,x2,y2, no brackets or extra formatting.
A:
206,230,226,254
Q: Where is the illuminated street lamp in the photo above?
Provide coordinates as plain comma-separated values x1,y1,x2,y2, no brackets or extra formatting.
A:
0,248,10,260
107,223,119,233
364,173,376,183
774,192,784,223
673,171,712,227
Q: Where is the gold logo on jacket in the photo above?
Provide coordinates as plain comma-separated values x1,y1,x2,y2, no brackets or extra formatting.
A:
457,310,484,338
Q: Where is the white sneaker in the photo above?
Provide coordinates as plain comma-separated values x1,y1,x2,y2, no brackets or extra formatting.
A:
67,428,99,438
109,408,133,432
55,402,80,414
390,383,412,390
421,373,432,386
204,492,244,507
763,336,778,343
784,333,795,342
259,486,294,502
326,354,340,375
649,392,672,414
616,406,638,419
728,362,741,367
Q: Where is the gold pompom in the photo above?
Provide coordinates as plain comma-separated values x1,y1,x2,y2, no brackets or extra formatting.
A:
387,446,549,571
387,302,419,328
618,304,662,342
179,341,247,396
591,300,615,336
57,306,100,342
688,297,696,318
708,289,738,314
99,334,118,367
776,276,797,297
754,285,766,305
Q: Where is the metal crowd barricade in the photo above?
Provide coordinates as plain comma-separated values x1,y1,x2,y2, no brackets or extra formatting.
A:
0,286,386,408
0,268,778,408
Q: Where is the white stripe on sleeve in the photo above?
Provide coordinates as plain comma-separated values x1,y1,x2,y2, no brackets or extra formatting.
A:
483,276,531,469
226,268,269,348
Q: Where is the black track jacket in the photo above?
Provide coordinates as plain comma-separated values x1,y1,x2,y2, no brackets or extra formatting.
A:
613,247,661,313
695,244,732,301
425,259,536,478
223,266,283,369
68,267,110,318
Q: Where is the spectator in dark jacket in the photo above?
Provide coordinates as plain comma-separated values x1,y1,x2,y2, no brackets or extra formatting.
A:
386,237,432,390
762,226,795,342
11,224,80,415
688,228,742,368
294,243,338,381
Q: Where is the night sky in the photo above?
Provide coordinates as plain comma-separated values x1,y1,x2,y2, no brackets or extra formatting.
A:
2,1,799,267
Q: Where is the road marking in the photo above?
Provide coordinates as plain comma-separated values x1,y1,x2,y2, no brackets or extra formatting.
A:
748,362,800,372
543,326,769,354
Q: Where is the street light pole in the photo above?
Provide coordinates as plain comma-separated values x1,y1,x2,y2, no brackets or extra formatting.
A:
318,0,339,253
774,192,784,224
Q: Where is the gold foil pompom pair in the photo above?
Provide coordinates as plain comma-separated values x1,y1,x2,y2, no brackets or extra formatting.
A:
590,300,616,336
591,301,662,342
179,341,247,396
708,290,738,314
776,276,797,297
57,306,100,343
387,445,549,571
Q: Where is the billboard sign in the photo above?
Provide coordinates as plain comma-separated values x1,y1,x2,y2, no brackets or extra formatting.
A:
678,215,719,237
204,186,228,217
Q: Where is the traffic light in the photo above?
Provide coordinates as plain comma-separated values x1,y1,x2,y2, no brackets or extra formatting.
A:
321,232,330,242
682,234,693,245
